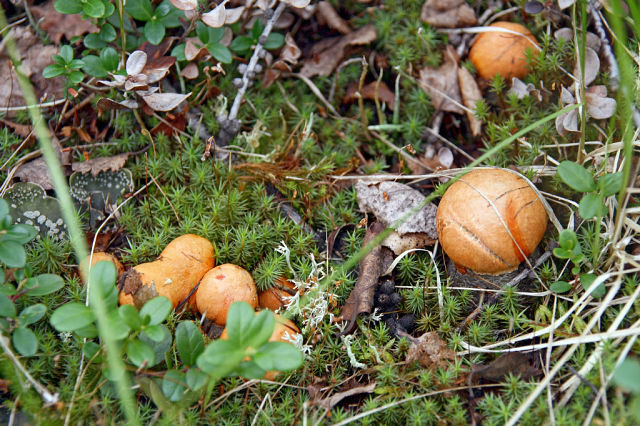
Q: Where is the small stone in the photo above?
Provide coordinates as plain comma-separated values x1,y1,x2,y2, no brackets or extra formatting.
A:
232,77,243,88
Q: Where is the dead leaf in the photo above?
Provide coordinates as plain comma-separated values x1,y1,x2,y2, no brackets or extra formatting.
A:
418,45,463,114
405,331,456,368
355,180,438,237
151,111,187,137
263,33,301,88
0,119,32,138
168,0,197,10
71,153,130,176
14,158,55,190
31,2,98,43
142,92,191,111
202,4,227,28
300,24,377,78
421,0,477,28
0,27,65,110
343,81,396,110
317,1,351,34
97,98,139,111
180,63,199,79
339,222,386,333
472,352,541,382
457,66,482,137
315,382,376,409
508,77,538,100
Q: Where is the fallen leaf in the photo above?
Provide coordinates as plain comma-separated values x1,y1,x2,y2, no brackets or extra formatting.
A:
202,4,227,28
263,33,302,88
180,63,199,79
381,231,436,255
508,77,538,100
97,98,139,111
405,331,456,368
0,27,65,110
315,382,376,409
585,85,616,119
472,352,541,382
339,222,387,334
418,45,463,114
14,158,55,190
574,47,600,87
168,0,197,10
421,0,477,28
31,2,98,43
151,111,187,137
457,66,482,137
300,24,377,78
317,1,351,34
343,80,396,110
355,180,438,237
71,153,130,176
0,119,32,138
142,92,191,111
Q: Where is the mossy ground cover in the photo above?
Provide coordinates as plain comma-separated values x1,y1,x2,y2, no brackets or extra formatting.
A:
1,0,639,424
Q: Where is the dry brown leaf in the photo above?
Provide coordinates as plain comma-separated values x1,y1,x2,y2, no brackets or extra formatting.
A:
420,0,477,28
300,24,376,78
405,331,456,368
71,153,130,176
339,222,386,333
0,119,32,138
472,352,541,382
418,45,463,114
142,92,191,112
180,63,199,79
14,158,54,190
382,231,436,255
0,27,65,110
343,81,396,110
457,66,482,137
317,1,351,35
31,2,98,43
355,180,438,237
315,382,376,409
97,98,139,111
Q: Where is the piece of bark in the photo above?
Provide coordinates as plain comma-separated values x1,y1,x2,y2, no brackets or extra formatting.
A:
339,222,385,334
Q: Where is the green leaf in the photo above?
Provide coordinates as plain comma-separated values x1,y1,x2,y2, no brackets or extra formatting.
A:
550,281,572,294
250,19,264,39
99,23,117,42
139,324,172,367
126,338,155,367
119,304,142,330
107,311,131,340
161,370,186,402
59,45,74,63
83,0,106,18
18,304,46,325
185,368,207,390
613,358,640,393
252,341,303,372
2,224,37,244
197,339,245,378
230,36,253,54
83,33,107,49
24,274,64,296
598,172,623,197
580,273,605,298
126,0,154,21
88,261,118,310
226,303,274,349
83,341,102,361
579,193,604,219
196,21,209,43
140,296,172,325
101,47,120,72
13,327,38,356
69,70,85,84
143,324,166,342
233,361,267,379
0,200,8,219
170,44,186,61
207,43,232,64
557,161,596,192
0,294,16,318
264,32,284,50
158,1,183,27
557,229,578,251
54,0,83,14
144,20,165,45
0,240,26,268
175,321,204,366
74,323,98,338
50,302,95,332
103,0,115,18
43,64,66,78
82,55,108,78
68,59,85,69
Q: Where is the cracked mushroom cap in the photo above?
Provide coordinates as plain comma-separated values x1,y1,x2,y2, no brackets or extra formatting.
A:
436,168,547,275
468,21,539,81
